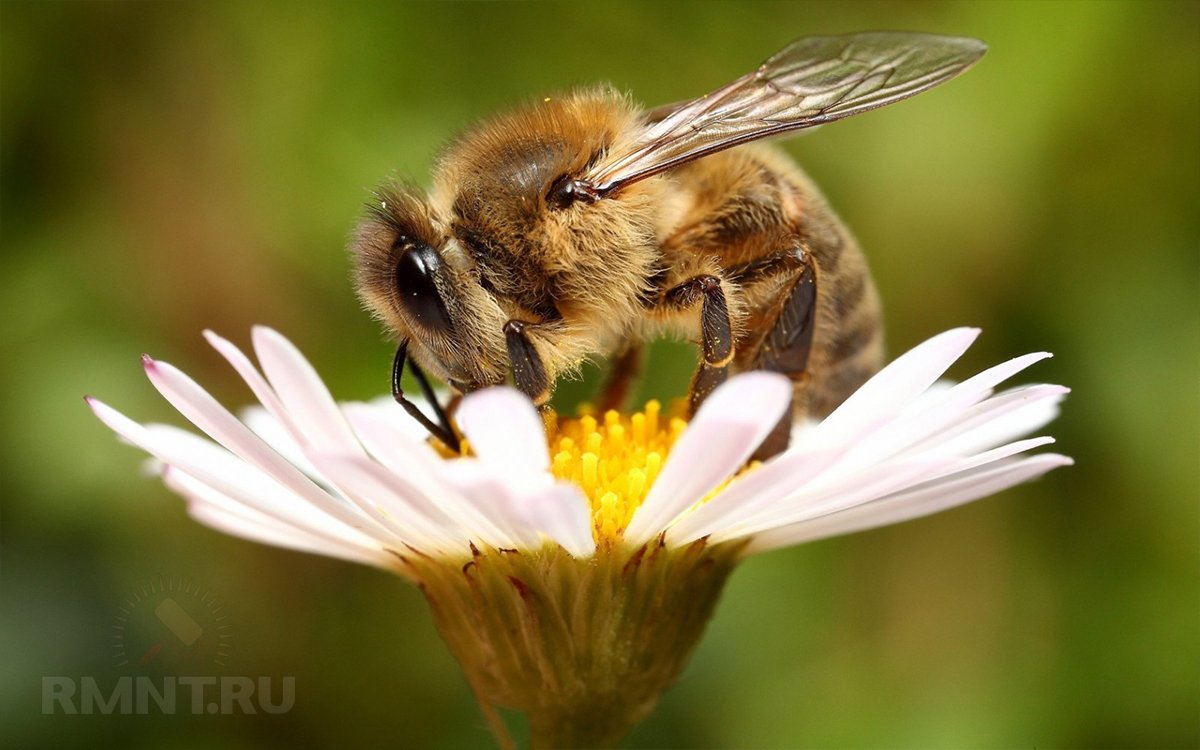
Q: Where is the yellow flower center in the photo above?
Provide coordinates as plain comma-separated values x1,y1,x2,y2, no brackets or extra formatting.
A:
546,400,689,545
454,398,749,548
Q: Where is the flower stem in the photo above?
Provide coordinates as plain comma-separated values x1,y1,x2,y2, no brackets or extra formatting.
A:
526,705,644,749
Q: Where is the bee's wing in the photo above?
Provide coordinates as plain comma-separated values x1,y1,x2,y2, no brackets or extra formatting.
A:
588,32,986,194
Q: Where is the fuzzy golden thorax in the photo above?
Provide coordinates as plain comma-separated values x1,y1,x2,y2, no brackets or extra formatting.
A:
351,88,685,392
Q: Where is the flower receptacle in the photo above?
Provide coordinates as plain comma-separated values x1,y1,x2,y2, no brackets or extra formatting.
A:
400,539,744,748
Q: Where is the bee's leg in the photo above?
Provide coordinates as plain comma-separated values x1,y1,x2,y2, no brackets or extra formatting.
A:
596,340,643,413
504,320,552,406
689,359,730,416
747,261,818,461
392,342,461,452
658,273,736,415
666,274,735,370
409,359,459,434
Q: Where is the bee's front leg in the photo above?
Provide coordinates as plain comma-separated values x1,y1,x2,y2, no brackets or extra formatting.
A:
392,342,462,452
658,273,737,415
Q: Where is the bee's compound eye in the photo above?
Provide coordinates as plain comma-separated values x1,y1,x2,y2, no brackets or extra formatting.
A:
394,241,454,333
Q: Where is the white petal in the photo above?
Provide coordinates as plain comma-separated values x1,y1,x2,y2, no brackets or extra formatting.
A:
677,434,1047,547
824,352,1053,474
240,406,322,479
251,326,363,455
733,437,1056,543
136,360,376,533
342,402,444,473
895,352,1052,430
928,436,1056,476
456,387,550,483
144,423,363,542
89,397,383,550
708,456,954,543
438,459,541,550
916,384,1068,457
306,453,467,554
813,327,980,445
676,348,1068,547
738,433,1054,540
666,445,846,545
343,403,514,543
204,330,305,445
165,467,391,567
941,351,1052,404
441,467,592,555
625,372,792,546
520,483,596,557
744,454,1073,553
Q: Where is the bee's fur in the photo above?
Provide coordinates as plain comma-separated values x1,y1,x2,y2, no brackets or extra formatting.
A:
351,87,882,417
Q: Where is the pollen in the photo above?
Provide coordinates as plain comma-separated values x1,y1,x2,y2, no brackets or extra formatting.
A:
546,400,689,545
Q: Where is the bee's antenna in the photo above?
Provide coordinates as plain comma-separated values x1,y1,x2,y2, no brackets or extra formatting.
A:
392,342,461,453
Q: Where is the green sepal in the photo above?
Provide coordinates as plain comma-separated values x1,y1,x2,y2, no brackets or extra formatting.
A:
397,538,743,749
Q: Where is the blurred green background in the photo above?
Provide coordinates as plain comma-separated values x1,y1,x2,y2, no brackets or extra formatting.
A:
3,1,1197,747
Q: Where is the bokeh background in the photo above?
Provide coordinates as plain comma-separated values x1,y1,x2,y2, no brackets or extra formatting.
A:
3,1,1197,747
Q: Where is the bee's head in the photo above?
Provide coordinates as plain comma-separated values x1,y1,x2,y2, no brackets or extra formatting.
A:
350,183,509,391
353,90,677,398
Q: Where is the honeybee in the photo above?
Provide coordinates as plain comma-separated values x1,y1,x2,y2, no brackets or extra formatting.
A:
351,32,986,458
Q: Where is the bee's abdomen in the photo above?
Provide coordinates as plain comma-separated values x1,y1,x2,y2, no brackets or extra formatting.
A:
666,144,885,418
800,202,884,417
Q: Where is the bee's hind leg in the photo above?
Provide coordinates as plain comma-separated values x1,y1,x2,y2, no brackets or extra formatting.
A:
596,340,643,413
747,261,818,461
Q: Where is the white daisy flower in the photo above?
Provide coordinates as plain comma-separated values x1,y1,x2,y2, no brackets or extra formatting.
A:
87,325,1070,747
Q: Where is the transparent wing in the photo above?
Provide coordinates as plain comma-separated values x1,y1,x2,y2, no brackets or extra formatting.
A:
587,32,986,194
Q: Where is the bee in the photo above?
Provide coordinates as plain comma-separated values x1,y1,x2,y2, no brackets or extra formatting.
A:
351,31,986,458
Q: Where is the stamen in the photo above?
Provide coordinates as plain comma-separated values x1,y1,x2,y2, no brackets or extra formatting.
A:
547,400,696,544
456,397,753,546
